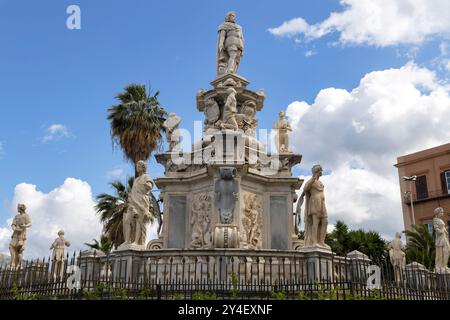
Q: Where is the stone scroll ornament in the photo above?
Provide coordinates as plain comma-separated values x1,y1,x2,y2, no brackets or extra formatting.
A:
215,167,239,224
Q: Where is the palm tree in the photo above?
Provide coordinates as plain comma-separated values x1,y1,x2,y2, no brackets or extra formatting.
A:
95,177,134,248
107,84,167,176
84,235,113,254
96,177,161,249
404,224,435,270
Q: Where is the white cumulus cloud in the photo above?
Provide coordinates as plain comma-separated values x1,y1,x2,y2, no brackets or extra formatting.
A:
287,62,450,237
41,124,72,143
0,178,103,258
269,0,450,47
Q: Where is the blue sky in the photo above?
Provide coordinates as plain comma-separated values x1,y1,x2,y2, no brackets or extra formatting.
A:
1,0,450,257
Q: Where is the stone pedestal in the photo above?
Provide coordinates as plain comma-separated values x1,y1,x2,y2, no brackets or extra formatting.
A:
299,245,334,282
214,224,239,248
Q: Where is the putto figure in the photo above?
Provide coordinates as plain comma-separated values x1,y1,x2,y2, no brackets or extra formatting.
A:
274,111,292,154
300,165,329,249
433,207,450,274
217,11,244,75
121,160,155,248
9,204,32,268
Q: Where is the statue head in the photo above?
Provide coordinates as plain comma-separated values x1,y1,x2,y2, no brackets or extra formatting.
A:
395,232,402,239
58,230,65,237
226,87,237,95
279,111,285,119
136,160,147,175
311,164,323,177
219,167,237,180
17,203,26,214
434,207,444,218
225,11,236,23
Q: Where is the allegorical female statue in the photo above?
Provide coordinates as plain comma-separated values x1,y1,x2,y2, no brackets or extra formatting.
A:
121,160,154,248
433,207,450,274
299,165,329,249
9,204,32,268
387,232,406,281
217,11,244,75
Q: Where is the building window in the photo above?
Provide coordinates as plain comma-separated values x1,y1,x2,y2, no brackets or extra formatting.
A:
415,175,428,200
426,223,434,235
440,171,450,195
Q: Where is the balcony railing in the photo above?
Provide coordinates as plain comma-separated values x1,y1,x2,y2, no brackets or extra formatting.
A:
403,189,450,204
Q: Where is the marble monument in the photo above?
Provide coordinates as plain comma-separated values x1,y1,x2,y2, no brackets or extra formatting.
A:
153,11,303,251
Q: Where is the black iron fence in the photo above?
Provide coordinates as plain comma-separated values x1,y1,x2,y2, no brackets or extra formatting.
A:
0,250,449,300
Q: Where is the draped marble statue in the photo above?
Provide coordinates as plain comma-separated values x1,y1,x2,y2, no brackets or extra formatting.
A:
121,160,155,248
9,204,32,268
300,165,330,249
274,111,292,153
433,207,450,274
387,232,406,282
50,230,71,277
217,11,244,75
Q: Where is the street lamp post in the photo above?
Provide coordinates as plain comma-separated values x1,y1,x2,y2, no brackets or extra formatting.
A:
403,175,417,226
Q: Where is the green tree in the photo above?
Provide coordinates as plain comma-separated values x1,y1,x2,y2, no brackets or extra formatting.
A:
404,224,435,270
325,220,388,263
84,235,113,254
107,84,167,177
325,220,350,256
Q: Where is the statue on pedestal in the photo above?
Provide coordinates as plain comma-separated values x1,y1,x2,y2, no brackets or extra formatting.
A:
387,232,406,281
433,207,450,274
274,111,292,153
163,113,182,152
121,160,155,248
300,165,329,249
9,204,32,268
50,230,71,277
217,11,244,75
220,88,239,131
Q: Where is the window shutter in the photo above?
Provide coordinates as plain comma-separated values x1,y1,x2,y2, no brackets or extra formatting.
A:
415,175,428,200
441,172,448,195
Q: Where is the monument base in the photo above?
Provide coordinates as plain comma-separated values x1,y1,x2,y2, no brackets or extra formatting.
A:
214,224,239,248
116,242,146,251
